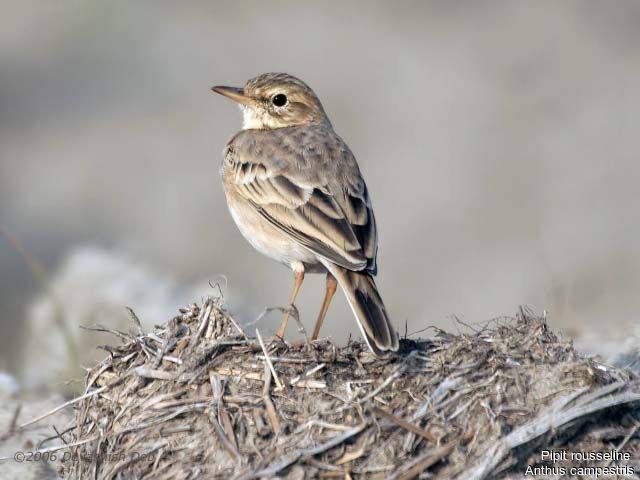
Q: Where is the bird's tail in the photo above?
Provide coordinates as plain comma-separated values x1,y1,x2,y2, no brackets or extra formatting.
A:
324,263,399,354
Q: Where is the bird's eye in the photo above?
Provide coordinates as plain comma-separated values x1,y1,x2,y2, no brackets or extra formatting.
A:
271,94,288,107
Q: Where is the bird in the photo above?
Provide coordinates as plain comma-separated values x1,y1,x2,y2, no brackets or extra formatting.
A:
212,73,398,354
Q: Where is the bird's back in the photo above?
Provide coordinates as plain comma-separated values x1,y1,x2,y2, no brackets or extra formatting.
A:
224,125,379,275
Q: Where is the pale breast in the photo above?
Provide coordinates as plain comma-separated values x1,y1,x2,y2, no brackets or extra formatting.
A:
222,173,325,273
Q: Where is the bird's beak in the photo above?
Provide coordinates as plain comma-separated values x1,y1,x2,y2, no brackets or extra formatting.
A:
211,86,253,106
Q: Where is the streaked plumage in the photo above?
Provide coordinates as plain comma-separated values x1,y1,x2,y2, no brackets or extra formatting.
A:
213,73,398,354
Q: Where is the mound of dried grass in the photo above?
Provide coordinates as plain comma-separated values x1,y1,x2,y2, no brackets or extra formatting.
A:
60,299,639,479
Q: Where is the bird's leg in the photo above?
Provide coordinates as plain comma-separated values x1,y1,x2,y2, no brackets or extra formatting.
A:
275,269,305,340
311,272,338,341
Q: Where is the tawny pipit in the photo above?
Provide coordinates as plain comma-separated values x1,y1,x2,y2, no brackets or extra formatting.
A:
212,73,398,354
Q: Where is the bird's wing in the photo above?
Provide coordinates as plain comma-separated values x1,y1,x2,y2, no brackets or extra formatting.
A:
225,131,378,272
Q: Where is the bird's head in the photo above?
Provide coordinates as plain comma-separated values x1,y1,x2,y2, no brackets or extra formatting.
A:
212,73,330,130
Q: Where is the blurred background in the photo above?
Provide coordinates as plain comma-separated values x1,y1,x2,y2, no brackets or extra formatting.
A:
1,1,639,388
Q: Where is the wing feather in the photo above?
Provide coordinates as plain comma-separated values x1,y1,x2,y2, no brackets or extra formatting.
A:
225,128,378,273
